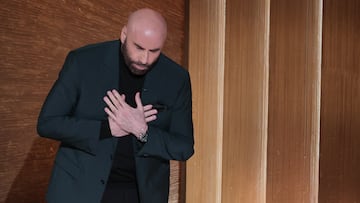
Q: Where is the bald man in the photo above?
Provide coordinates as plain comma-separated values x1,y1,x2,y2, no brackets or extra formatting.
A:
37,8,194,203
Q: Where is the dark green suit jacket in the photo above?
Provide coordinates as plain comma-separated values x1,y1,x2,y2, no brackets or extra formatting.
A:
37,40,194,203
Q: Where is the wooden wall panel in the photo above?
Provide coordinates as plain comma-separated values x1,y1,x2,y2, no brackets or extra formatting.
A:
222,0,269,202
319,0,360,202
187,0,360,202
187,0,323,202
186,1,226,203
267,0,322,202
0,1,185,202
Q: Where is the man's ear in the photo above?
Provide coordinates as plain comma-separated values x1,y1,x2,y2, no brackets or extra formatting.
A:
120,26,127,43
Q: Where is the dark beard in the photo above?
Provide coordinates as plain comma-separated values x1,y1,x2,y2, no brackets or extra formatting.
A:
121,41,152,76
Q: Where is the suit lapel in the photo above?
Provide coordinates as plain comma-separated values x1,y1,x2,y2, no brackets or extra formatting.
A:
99,41,120,149
101,40,120,91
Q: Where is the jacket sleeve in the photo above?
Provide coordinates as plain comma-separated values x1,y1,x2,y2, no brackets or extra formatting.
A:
37,51,104,155
137,72,194,161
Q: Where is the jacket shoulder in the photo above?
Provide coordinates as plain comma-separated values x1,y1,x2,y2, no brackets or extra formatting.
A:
157,54,189,78
69,40,118,58
62,40,119,71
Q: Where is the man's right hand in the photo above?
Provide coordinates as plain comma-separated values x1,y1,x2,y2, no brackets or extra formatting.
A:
108,117,129,137
104,90,158,137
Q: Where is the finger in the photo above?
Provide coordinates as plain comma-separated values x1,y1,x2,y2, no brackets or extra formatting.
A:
111,89,128,107
107,90,121,108
143,104,153,111
135,92,143,110
112,89,123,101
104,107,117,121
112,90,125,105
145,115,157,123
103,96,117,112
144,109,158,118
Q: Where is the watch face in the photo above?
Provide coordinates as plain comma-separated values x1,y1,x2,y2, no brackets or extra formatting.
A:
140,133,148,142
138,132,148,142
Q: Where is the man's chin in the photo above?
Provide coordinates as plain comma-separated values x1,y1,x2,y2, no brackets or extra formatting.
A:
129,66,148,75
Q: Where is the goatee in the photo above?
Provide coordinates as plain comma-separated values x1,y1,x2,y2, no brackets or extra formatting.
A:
121,41,151,76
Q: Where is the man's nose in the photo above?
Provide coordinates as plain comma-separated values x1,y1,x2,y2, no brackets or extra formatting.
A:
140,51,149,64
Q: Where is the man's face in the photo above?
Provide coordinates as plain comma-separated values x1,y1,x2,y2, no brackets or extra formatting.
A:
121,38,162,76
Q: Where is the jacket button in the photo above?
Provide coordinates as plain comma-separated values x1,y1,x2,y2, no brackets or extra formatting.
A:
100,179,105,184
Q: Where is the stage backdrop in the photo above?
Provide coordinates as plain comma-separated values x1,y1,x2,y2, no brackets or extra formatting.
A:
0,1,186,203
186,0,359,202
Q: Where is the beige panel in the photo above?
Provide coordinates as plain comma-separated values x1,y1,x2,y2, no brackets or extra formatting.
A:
186,1,226,203
0,1,186,202
222,0,270,202
319,0,360,202
267,0,322,202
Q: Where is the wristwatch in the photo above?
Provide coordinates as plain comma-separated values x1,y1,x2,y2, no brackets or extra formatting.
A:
138,130,148,143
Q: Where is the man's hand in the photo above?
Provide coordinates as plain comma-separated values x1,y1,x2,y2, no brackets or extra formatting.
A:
108,117,129,137
103,90,157,138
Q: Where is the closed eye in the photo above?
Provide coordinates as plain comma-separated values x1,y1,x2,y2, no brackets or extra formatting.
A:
134,43,145,50
149,48,160,53
134,43,160,53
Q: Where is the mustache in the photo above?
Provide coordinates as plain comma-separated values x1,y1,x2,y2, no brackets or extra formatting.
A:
132,62,150,68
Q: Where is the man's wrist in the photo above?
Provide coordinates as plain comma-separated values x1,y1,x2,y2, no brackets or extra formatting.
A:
137,126,148,142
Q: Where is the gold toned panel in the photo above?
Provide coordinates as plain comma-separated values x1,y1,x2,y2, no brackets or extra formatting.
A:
266,0,322,202
186,1,226,203
222,0,270,202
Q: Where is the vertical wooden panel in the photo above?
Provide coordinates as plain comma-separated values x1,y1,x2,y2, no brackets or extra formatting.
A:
0,1,185,202
186,1,226,203
267,0,322,202
222,0,269,202
320,0,360,202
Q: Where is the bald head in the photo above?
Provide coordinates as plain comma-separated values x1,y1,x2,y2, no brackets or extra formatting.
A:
121,8,167,50
120,8,168,75
128,8,167,39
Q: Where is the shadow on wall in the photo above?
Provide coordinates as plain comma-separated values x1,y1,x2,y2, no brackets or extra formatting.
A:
5,137,58,203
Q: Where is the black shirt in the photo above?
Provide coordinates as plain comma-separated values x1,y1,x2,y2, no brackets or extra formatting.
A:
105,47,145,189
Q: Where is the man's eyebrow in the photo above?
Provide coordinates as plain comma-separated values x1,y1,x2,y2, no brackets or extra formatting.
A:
134,43,160,52
149,48,161,52
134,43,144,49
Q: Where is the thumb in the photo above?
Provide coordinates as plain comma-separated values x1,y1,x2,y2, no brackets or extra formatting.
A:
135,92,143,110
